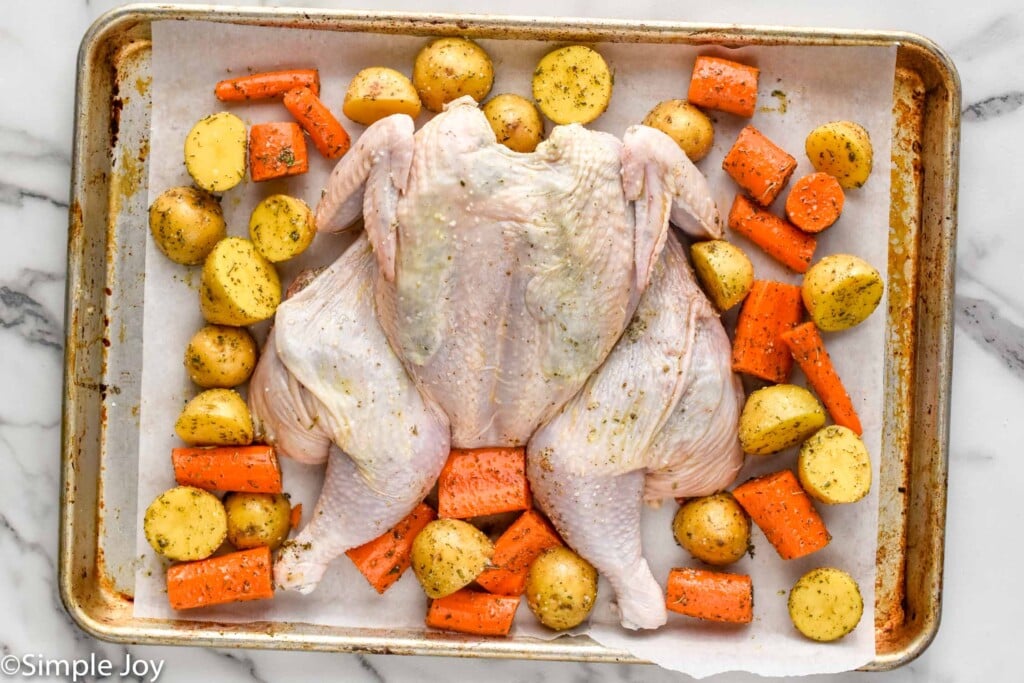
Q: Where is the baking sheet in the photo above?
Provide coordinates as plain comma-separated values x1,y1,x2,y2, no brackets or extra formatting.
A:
135,19,894,677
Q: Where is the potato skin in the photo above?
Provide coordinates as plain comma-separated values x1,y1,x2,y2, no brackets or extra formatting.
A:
673,493,750,566
174,388,254,446
482,94,544,153
343,67,422,125
805,120,873,189
248,194,316,263
144,485,227,561
690,240,754,310
798,426,872,504
184,325,257,388
643,100,715,162
788,567,863,641
200,237,281,326
184,112,247,193
739,384,826,455
149,186,226,265
532,45,613,125
525,546,598,630
802,253,884,332
411,519,493,598
412,38,494,113
224,492,292,550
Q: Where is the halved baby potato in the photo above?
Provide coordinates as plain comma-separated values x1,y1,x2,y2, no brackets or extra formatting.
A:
482,93,544,153
411,519,493,599
144,485,227,561
788,567,864,642
174,388,254,447
184,112,247,193
690,240,754,311
413,37,494,113
643,100,715,162
532,45,613,125
224,492,293,550
343,67,422,125
802,253,884,332
798,425,872,504
805,120,873,189
249,194,316,263
672,492,750,566
200,237,281,326
184,324,258,389
739,384,826,456
149,186,226,265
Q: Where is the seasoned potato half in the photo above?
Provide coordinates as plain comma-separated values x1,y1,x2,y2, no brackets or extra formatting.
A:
184,112,247,193
802,253,884,332
798,426,872,504
690,240,754,311
805,120,873,189
643,100,715,162
482,94,544,153
344,67,422,126
149,186,226,265
175,388,254,447
532,45,612,125
144,486,227,561
788,567,864,642
249,194,316,263
525,546,598,630
739,384,826,456
672,493,750,566
224,492,292,550
200,237,281,326
184,325,257,389
412,38,494,113
411,519,493,598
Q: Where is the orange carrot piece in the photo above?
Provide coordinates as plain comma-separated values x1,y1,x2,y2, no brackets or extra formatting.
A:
426,589,521,637
438,448,531,519
476,509,563,596
283,86,351,160
249,121,309,182
687,55,760,118
289,503,303,529
785,172,845,233
732,470,830,560
215,69,320,101
731,280,804,383
167,547,274,610
781,322,863,434
171,445,282,493
665,567,754,624
345,502,437,594
728,194,816,273
722,125,798,206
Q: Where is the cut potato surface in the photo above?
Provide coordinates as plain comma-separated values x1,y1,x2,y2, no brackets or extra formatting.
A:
411,519,493,599
144,486,227,561
175,388,254,447
788,567,864,641
532,45,612,125
798,425,872,504
739,384,826,455
413,38,494,113
149,186,226,265
690,240,754,311
805,120,873,189
249,194,316,263
802,253,884,332
200,237,281,326
643,100,715,162
184,112,247,193
344,67,422,125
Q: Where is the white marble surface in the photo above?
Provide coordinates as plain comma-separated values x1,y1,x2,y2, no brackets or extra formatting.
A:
0,0,1019,681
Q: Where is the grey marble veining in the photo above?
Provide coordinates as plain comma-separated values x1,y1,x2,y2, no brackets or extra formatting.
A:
0,0,1020,681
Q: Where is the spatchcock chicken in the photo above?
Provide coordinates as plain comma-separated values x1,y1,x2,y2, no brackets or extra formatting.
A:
249,96,744,630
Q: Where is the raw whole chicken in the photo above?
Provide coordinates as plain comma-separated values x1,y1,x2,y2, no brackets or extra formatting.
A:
249,96,743,628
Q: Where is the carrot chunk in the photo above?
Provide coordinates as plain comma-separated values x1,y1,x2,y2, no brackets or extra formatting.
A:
732,470,830,560
476,509,563,596
781,322,863,434
731,280,804,383
728,194,816,273
665,567,753,624
722,125,798,206
283,86,351,160
171,445,282,493
345,502,437,594
785,172,845,233
167,547,274,610
687,56,759,118
437,448,531,519
289,503,303,530
215,69,320,101
426,589,521,637
248,121,309,182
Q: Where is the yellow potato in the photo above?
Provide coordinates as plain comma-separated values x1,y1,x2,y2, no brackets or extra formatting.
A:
411,519,493,598
343,67,422,126
482,93,544,153
224,492,292,550
184,112,247,193
672,493,750,566
184,325,257,389
412,38,494,113
144,486,227,561
805,120,873,189
690,240,754,310
532,45,612,125
200,237,281,326
643,100,715,162
174,388,254,447
148,186,226,265
525,547,598,630
798,425,872,504
788,567,864,642
248,194,316,263
739,384,826,455
802,253,884,332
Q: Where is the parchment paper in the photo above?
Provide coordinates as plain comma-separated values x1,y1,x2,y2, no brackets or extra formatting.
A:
138,19,894,677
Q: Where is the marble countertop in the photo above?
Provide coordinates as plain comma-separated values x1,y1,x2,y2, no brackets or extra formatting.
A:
2,0,1018,681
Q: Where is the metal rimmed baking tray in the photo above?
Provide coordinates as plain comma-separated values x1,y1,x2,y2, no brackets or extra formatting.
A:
60,4,959,670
